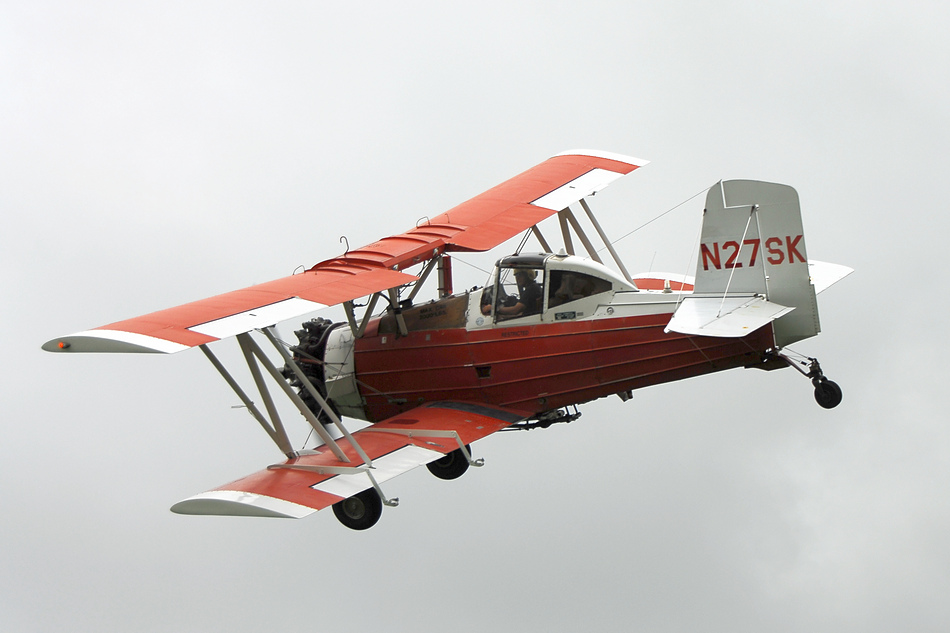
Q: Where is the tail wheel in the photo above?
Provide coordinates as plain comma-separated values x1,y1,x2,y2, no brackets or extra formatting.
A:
814,379,843,409
332,487,383,530
426,445,472,480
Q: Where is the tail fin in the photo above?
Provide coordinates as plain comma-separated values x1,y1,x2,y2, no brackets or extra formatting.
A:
683,180,819,347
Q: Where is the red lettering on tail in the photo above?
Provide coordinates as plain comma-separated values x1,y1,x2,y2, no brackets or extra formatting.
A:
743,239,760,266
723,241,742,268
702,235,804,270
766,237,784,265
701,243,721,271
786,235,805,263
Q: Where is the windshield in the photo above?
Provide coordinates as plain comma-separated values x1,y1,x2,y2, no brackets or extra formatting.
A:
480,264,545,321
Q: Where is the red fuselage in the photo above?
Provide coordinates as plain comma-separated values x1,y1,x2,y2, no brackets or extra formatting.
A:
353,312,774,422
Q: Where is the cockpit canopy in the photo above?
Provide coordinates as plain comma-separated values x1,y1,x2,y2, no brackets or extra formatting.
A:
482,253,635,322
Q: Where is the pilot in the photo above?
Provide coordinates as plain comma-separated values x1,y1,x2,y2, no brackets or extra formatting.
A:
482,269,542,318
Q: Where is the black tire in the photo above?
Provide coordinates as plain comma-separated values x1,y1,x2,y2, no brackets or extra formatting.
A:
426,445,471,480
332,487,383,530
814,379,843,409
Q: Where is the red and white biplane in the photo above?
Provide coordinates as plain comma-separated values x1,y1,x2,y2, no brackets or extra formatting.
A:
44,150,852,530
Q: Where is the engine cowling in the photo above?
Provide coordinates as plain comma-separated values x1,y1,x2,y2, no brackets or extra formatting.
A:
285,318,368,423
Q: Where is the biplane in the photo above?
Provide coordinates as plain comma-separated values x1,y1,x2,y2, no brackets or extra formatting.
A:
43,150,852,530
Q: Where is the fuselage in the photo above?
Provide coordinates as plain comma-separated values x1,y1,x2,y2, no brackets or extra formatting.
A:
320,254,775,423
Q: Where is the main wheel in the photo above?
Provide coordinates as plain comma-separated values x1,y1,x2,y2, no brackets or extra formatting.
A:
332,487,383,530
426,445,471,480
814,379,843,409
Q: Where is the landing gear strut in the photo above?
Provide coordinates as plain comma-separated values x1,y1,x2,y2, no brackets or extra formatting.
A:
776,351,843,409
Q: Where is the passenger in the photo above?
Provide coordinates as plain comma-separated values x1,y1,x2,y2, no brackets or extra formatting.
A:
550,272,596,307
482,269,542,319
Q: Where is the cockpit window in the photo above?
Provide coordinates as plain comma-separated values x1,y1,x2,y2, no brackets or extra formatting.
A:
547,270,612,308
480,265,545,321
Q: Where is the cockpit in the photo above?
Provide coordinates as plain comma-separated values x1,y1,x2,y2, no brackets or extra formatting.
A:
477,253,633,325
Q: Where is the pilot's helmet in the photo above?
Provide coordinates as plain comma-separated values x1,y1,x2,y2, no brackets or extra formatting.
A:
513,268,537,281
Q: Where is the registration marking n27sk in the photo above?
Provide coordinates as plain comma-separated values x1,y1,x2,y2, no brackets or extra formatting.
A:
701,235,805,270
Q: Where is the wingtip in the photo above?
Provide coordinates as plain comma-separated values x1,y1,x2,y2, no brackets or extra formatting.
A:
556,149,650,167
171,491,315,519
41,330,189,354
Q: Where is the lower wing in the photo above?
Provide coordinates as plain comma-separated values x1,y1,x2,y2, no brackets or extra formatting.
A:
170,401,527,519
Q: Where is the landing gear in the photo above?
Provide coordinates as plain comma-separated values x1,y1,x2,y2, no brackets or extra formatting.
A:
775,350,843,409
426,445,472,480
813,378,843,409
332,488,383,530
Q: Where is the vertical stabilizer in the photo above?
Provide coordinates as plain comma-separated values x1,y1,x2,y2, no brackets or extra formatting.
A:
695,180,819,347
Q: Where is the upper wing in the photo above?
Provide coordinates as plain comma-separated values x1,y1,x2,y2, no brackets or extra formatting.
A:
41,267,416,353
170,401,527,518
43,150,645,354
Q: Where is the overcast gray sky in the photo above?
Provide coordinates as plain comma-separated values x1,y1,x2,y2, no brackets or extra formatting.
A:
3,1,949,631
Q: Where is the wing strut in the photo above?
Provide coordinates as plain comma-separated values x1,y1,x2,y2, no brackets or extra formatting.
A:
579,198,633,283
200,331,377,466
260,326,374,467
437,255,453,298
549,199,635,286
239,332,356,463
386,288,409,336
200,343,296,458
406,257,439,304
557,210,575,255
358,293,382,337
343,292,383,339
531,225,552,252
561,206,604,264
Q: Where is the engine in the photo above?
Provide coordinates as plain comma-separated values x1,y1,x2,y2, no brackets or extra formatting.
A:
282,318,368,424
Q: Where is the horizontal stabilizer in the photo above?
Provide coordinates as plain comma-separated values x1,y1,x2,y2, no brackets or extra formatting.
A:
665,295,793,338
808,260,854,294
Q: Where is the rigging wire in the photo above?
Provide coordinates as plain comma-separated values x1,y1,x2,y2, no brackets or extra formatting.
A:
513,227,532,255
451,255,493,277
674,215,704,312
717,206,755,318
598,185,711,252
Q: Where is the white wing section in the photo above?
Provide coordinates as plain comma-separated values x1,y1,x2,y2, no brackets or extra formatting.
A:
40,329,191,354
188,297,327,338
531,168,631,211
665,295,793,338
311,445,443,499
171,490,316,519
